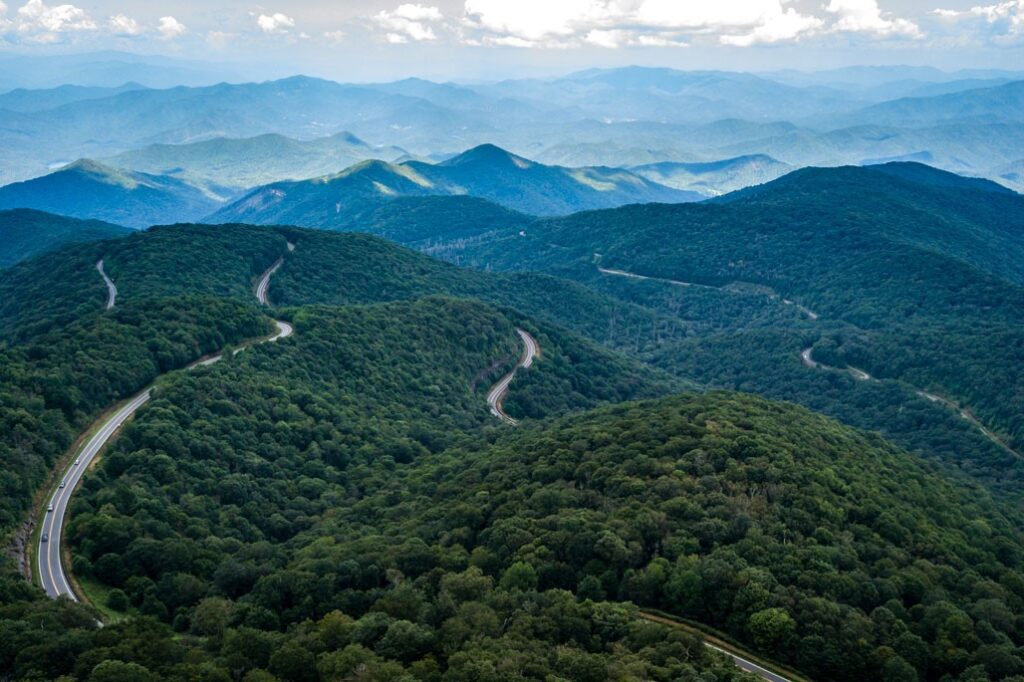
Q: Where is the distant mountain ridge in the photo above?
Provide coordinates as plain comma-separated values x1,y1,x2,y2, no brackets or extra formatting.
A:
3,65,1024,190
0,160,231,229
630,154,793,195
105,132,409,191
207,143,701,225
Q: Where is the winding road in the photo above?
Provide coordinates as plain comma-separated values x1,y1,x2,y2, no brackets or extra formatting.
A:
36,249,295,601
96,260,116,310
597,263,1014,459
801,347,871,381
256,243,294,306
487,329,539,425
597,264,820,320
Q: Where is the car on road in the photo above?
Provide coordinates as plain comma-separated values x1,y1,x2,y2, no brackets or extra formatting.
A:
74,458,80,465
59,480,66,488
47,504,53,512
41,533,48,542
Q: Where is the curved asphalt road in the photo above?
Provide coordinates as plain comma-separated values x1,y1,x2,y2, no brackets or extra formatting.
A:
256,244,293,306
606,259,1016,458
37,249,295,601
96,260,117,310
598,265,820,320
487,329,539,425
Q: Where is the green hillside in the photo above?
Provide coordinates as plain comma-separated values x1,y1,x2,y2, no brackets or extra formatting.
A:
62,378,1024,681
438,163,1024,494
2,213,1024,680
0,209,132,268
0,160,231,229
206,144,700,225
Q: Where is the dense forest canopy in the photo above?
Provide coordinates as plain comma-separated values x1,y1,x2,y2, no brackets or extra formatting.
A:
430,164,1024,497
0,169,1022,682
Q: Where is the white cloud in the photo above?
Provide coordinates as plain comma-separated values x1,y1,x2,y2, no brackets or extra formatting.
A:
721,7,824,46
374,3,442,42
16,0,96,39
324,29,345,43
392,3,443,21
583,27,689,48
464,0,615,43
932,0,1022,41
462,0,823,47
257,12,295,34
157,15,186,40
108,13,139,36
825,0,922,37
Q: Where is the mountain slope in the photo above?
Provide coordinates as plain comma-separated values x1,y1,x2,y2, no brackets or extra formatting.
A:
440,163,1024,492
0,160,230,228
105,132,407,190
841,80,1024,127
0,209,132,268
0,82,148,113
631,155,793,196
207,144,700,225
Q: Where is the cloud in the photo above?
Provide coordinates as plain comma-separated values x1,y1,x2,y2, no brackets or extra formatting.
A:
932,0,1022,41
374,3,442,42
460,0,933,47
257,12,295,34
462,0,824,47
464,0,614,43
15,0,96,41
157,15,186,40
107,13,139,36
825,0,922,37
206,30,233,49
323,29,345,43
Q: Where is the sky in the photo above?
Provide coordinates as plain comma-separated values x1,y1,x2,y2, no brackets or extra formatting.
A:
0,0,1021,81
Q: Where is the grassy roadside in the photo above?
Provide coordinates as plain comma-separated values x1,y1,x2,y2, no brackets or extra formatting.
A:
75,574,133,622
639,609,812,682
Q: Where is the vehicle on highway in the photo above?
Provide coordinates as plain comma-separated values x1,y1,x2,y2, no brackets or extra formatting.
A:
41,533,48,542
59,480,65,488
74,458,80,465
47,504,53,512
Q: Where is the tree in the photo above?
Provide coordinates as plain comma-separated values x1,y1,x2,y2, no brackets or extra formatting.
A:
375,620,434,664
87,661,158,682
748,608,796,653
499,562,538,592
192,597,233,638
106,589,128,612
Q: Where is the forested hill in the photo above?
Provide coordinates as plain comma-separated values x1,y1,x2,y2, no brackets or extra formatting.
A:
0,224,682,357
427,163,1024,497
2,216,1024,680
0,209,132,268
